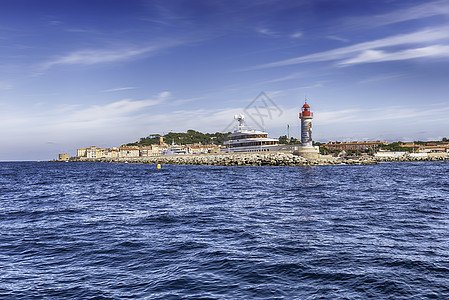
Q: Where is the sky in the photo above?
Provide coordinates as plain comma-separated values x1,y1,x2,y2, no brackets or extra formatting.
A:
1,0,449,160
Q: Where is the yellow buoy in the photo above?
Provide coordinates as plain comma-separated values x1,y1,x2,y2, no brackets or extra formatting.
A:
157,164,161,169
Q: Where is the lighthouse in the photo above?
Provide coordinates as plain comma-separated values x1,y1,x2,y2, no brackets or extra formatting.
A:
295,99,319,159
299,100,313,147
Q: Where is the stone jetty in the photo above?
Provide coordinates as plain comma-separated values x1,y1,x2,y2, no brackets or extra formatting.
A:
67,151,448,166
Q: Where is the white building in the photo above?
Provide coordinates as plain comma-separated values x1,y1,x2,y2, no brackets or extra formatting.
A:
86,146,103,158
119,146,140,157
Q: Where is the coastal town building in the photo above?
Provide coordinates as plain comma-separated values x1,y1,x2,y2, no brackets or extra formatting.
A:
58,153,69,161
86,146,104,159
186,144,221,154
399,143,423,152
103,148,120,158
423,143,449,153
140,145,160,157
119,146,140,158
77,148,87,157
400,142,449,153
323,141,385,151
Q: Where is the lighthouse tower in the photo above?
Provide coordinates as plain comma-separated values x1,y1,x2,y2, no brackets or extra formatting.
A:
295,99,319,159
299,100,313,147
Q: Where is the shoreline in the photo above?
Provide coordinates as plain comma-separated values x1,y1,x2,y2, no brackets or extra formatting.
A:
62,152,449,166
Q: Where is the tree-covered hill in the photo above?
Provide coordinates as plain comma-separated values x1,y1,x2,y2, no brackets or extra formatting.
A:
126,130,231,146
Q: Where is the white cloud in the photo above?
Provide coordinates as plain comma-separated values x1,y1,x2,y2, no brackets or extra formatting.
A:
250,26,449,69
339,45,449,65
137,103,449,137
2,98,449,160
68,91,170,122
256,28,279,37
40,40,184,70
0,91,170,139
347,0,449,28
41,46,155,70
268,83,324,97
102,87,137,93
68,99,161,122
314,105,449,125
358,73,404,84
326,36,349,43
290,31,303,38
259,72,305,84
172,97,205,106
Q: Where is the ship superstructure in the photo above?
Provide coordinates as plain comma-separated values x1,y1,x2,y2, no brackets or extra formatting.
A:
224,114,279,153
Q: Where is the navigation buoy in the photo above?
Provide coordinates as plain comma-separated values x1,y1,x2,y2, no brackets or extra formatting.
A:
157,164,161,169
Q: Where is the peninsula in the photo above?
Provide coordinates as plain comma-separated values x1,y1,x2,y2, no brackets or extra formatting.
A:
58,101,449,166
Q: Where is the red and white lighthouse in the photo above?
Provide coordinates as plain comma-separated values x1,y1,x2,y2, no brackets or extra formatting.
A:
299,100,313,147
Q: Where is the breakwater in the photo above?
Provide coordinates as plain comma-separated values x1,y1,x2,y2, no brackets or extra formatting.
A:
68,152,449,166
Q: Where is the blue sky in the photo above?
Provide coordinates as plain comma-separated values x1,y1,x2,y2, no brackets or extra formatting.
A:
1,0,449,160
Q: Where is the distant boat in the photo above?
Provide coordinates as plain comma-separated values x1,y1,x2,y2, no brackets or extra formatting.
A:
163,141,186,155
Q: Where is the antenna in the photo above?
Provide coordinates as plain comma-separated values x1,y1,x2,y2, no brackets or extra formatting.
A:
234,114,245,128
287,124,290,139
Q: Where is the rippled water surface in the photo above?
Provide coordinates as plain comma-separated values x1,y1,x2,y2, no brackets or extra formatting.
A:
1,161,449,299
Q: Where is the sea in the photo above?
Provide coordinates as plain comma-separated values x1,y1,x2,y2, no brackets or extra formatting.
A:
1,161,448,299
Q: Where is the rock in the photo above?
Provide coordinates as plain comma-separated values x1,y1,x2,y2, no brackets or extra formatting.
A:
68,152,448,166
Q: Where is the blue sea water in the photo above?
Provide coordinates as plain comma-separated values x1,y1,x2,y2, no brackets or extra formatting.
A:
0,161,448,299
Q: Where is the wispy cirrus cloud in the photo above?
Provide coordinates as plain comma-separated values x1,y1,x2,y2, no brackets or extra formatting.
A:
346,0,449,28
102,87,137,93
0,91,171,136
41,46,156,70
290,31,303,39
256,28,279,37
326,35,349,43
315,104,449,125
40,40,184,71
68,99,159,122
358,73,404,84
250,26,449,69
259,72,305,85
339,45,449,65
67,91,170,122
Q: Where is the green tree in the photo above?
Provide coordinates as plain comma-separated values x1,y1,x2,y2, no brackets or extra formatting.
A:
127,130,231,146
380,142,412,152
278,135,288,144
319,147,329,155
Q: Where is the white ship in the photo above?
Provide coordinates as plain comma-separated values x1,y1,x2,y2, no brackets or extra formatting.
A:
224,114,279,153
163,141,187,155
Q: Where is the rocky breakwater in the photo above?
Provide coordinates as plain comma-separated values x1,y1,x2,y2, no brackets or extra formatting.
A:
374,153,449,163
72,152,379,166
